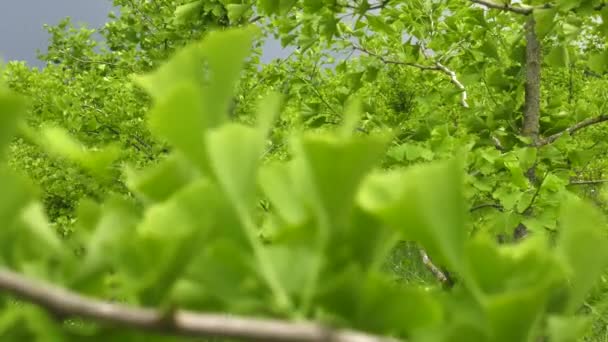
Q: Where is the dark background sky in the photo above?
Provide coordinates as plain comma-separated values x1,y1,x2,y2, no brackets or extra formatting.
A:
0,1,288,68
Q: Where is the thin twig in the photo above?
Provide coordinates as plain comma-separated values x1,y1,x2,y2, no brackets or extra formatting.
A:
469,0,534,14
126,0,161,32
294,75,341,116
471,0,604,14
434,61,469,108
419,249,453,287
569,179,608,185
352,44,468,107
419,43,469,108
537,114,608,146
82,104,155,159
469,203,503,212
490,135,505,151
249,15,263,23
0,268,398,342
520,172,549,215
352,44,437,70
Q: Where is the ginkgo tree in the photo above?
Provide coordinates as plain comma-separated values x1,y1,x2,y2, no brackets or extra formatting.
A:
1,23,608,342
221,0,608,242
1,0,608,340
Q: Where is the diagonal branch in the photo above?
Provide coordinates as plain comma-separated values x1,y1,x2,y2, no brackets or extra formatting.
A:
470,0,605,14
469,0,534,14
537,114,608,146
353,44,469,108
352,44,438,70
418,43,469,108
419,249,454,287
0,268,397,342
569,179,608,185
469,202,503,212
434,61,469,108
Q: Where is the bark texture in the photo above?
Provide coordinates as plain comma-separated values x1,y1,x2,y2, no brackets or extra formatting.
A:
522,16,542,145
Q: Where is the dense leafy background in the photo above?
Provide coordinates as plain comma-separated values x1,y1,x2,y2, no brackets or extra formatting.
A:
1,0,608,341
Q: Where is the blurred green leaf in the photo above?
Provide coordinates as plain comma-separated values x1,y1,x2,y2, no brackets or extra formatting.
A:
358,158,467,273
556,196,608,313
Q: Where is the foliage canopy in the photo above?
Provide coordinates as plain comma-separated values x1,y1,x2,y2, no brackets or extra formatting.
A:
1,0,608,341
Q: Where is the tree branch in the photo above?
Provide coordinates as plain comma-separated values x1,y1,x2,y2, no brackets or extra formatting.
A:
471,0,604,14
434,61,469,108
470,0,534,14
249,15,263,23
353,44,469,108
569,179,608,185
419,249,454,287
537,114,608,146
352,44,437,70
0,268,398,342
469,202,503,212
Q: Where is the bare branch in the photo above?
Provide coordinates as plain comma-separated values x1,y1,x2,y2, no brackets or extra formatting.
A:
470,0,534,14
353,44,469,108
520,172,549,215
569,179,608,185
82,104,155,159
490,135,505,151
434,62,469,108
537,114,608,146
419,249,453,287
343,0,391,11
469,203,503,212
418,44,469,108
0,268,398,342
249,15,263,23
352,44,438,70
471,0,605,14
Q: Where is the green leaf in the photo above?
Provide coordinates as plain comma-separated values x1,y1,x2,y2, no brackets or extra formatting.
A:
358,158,467,273
504,161,528,189
556,196,608,313
479,41,500,60
199,26,259,128
317,268,442,335
493,185,522,210
72,196,140,289
133,42,207,100
514,147,537,170
226,4,248,23
256,92,282,134
19,202,62,254
366,15,394,34
547,315,591,342
174,1,204,24
146,84,207,171
0,87,26,156
259,0,280,14
485,289,547,342
534,8,557,39
546,45,570,68
259,162,308,226
206,124,266,215
176,238,264,313
0,168,35,240
295,133,389,228
466,237,564,342
126,153,198,204
136,180,242,304
588,50,608,74
38,126,120,178
556,0,581,11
